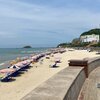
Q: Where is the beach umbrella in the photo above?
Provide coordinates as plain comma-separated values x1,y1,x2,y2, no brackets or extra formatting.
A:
32,56,37,59
22,61,27,65
10,65,20,69
0,68,15,73
21,60,30,65
26,59,31,62
32,56,38,61
15,62,24,68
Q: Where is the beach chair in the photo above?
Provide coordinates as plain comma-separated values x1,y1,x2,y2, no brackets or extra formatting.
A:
50,62,58,68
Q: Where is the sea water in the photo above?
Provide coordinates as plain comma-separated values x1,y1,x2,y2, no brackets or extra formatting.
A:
0,47,51,69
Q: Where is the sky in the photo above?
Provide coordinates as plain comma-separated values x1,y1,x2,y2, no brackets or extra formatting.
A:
0,0,100,48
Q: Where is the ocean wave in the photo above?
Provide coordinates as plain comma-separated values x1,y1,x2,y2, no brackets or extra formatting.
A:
21,51,34,54
0,63,5,66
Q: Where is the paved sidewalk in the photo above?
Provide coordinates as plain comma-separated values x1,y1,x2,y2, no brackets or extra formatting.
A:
78,67,100,100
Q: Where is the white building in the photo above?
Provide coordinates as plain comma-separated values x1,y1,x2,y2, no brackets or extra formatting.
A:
80,34,99,43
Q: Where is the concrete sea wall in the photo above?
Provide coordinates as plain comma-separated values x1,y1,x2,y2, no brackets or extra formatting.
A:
22,57,100,100
22,67,86,100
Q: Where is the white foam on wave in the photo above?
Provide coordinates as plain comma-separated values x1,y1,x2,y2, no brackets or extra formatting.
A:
0,63,5,66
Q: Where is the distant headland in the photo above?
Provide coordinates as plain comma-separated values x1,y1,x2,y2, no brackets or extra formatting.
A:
57,28,100,48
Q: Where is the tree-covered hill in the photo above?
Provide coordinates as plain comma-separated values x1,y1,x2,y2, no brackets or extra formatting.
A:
57,28,100,48
81,28,100,36
23,46,32,48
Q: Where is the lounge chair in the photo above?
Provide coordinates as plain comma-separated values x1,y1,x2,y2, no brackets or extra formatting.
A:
50,63,58,68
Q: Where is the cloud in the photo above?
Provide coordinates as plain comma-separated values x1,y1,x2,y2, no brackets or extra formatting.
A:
0,0,100,47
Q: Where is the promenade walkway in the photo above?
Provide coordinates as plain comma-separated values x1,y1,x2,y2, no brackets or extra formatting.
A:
78,67,100,100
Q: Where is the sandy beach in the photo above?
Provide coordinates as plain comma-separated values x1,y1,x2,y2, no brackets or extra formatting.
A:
0,49,100,100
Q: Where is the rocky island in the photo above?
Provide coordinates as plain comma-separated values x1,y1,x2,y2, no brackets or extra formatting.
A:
23,46,32,48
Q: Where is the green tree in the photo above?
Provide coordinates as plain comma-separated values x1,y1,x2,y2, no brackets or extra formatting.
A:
71,38,80,46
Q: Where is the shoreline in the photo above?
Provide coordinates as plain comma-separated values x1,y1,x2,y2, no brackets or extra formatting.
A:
0,48,100,100
0,47,53,70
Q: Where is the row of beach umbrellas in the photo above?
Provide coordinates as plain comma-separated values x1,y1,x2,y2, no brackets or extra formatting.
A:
0,53,46,82
0,48,66,82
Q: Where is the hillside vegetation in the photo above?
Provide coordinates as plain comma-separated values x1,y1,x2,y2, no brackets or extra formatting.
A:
57,28,100,48
81,28,100,36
